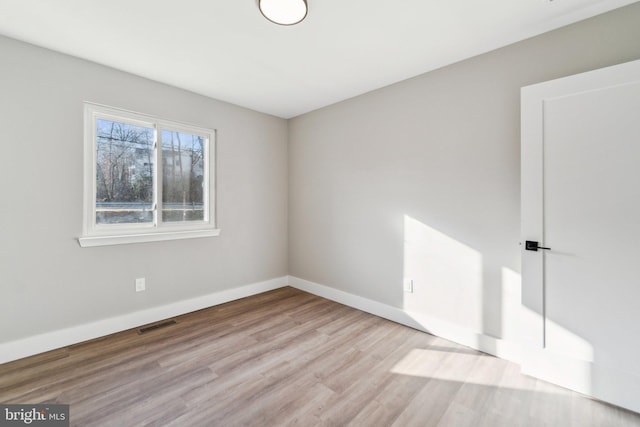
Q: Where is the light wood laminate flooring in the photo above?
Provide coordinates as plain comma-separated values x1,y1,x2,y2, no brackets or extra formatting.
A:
1,287,639,426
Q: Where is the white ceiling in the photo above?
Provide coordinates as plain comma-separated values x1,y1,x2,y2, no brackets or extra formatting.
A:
0,0,636,118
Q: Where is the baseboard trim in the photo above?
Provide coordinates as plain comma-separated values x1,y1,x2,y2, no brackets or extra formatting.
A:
0,276,288,364
288,275,520,363
1,275,520,365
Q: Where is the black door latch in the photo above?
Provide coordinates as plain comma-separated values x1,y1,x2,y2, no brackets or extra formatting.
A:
525,240,551,252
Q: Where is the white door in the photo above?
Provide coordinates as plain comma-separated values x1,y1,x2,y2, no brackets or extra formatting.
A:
521,59,640,414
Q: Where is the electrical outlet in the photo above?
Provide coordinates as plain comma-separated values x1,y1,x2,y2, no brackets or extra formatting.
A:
135,277,146,292
403,278,413,293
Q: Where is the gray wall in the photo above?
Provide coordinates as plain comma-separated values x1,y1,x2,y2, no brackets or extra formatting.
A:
2,3,640,349
288,3,640,342
0,36,288,343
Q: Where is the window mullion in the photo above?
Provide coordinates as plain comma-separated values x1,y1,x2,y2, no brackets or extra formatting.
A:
155,125,162,227
204,135,211,223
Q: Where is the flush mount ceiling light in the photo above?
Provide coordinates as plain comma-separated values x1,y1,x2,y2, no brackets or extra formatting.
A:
259,0,308,26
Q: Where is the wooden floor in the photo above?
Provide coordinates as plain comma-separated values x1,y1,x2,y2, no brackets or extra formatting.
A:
1,287,639,427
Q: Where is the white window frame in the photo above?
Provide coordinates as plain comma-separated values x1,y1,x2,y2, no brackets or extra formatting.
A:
79,102,219,247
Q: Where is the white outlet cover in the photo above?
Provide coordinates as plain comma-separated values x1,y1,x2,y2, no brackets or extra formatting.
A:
403,278,413,293
135,278,146,292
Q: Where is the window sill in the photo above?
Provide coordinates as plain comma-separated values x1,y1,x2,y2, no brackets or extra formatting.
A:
78,228,221,247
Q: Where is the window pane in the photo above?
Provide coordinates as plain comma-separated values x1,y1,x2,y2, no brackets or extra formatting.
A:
96,119,154,224
161,130,206,222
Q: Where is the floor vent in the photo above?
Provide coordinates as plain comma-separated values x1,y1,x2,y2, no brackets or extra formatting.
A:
138,319,177,334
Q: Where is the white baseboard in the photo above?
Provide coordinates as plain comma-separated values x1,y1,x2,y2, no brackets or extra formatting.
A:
1,275,520,365
0,276,288,364
288,275,520,363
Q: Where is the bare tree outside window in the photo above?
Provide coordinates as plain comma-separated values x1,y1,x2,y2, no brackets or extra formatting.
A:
95,119,154,224
161,130,205,222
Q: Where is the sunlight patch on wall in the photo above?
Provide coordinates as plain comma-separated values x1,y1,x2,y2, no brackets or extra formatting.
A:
403,215,483,331
501,267,521,342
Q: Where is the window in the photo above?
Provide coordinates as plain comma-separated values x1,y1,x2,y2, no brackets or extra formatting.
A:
79,103,219,247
